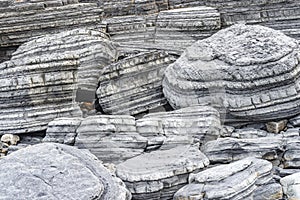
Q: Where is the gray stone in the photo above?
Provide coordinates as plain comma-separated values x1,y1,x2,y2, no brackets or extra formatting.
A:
280,172,300,200
174,157,278,200
266,120,288,134
163,24,300,123
0,143,131,200
282,139,300,168
116,145,209,200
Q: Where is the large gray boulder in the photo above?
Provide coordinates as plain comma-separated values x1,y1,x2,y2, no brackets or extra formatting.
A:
280,172,300,199
163,24,300,123
0,143,131,200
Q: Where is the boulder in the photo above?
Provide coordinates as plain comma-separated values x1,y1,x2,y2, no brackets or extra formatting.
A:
163,24,300,123
0,143,131,200
280,172,300,200
116,145,209,199
174,157,280,200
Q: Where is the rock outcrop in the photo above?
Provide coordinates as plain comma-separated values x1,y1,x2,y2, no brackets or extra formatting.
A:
116,145,209,199
136,105,222,150
74,115,148,164
280,172,300,200
0,28,117,134
174,157,281,200
163,24,300,123
0,143,131,200
96,51,177,115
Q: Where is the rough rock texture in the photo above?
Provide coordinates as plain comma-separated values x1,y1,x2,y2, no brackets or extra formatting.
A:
174,157,281,200
282,139,300,168
116,145,209,200
0,28,117,134
280,172,300,200
163,24,300,123
290,114,300,127
0,143,131,200
74,115,148,164
96,51,177,115
43,117,82,145
136,105,222,150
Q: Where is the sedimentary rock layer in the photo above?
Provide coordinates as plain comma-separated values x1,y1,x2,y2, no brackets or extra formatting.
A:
136,105,222,150
0,143,131,200
96,51,177,115
0,28,117,134
280,172,300,200
174,157,280,200
74,115,148,164
116,145,209,200
163,24,300,122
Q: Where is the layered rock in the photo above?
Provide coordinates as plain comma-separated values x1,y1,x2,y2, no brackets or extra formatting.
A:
282,139,300,168
0,28,118,134
136,105,222,150
74,115,147,164
96,51,177,116
280,172,300,199
174,157,281,200
163,24,300,123
116,145,209,199
0,143,131,199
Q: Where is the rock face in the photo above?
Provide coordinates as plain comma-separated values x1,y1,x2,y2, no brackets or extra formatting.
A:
174,157,281,200
74,115,148,164
163,24,300,123
136,105,222,150
283,139,300,168
96,51,177,115
0,143,131,200
116,145,209,200
280,172,300,200
0,28,117,134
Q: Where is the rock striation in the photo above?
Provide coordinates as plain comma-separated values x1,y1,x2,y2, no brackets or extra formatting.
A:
174,157,281,200
136,105,222,150
0,143,131,200
74,115,148,164
0,28,117,134
96,51,177,115
116,145,209,200
163,24,300,123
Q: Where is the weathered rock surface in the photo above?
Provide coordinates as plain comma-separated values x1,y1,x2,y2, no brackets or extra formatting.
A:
0,143,131,200
280,172,300,200
136,105,222,150
163,24,300,123
174,157,281,200
74,115,147,164
96,51,177,115
282,139,300,168
116,145,209,200
0,28,117,134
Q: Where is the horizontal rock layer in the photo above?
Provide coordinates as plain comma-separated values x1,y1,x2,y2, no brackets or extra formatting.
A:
0,28,117,134
0,143,131,200
96,51,177,115
116,145,209,200
163,24,300,123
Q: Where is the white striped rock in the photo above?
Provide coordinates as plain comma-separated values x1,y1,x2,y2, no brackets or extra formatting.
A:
0,143,131,200
282,139,300,168
0,28,118,134
96,51,177,116
136,105,222,150
116,145,209,200
163,24,300,123
74,115,147,164
280,172,300,200
174,157,281,200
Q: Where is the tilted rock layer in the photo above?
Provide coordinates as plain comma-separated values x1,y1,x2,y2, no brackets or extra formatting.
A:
163,24,300,122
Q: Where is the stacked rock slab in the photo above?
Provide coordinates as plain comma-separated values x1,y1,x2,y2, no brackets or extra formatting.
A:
0,28,117,134
74,115,147,164
136,105,222,150
116,145,209,200
174,157,282,200
283,139,300,168
96,51,177,116
0,143,131,199
163,24,300,123
280,172,300,200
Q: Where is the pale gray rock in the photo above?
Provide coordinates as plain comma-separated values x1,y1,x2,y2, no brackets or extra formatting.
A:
282,139,300,168
116,145,209,200
136,105,222,150
163,24,300,123
174,157,279,200
0,143,131,200
266,120,288,134
290,114,300,127
280,172,300,200
96,51,177,116
74,115,147,164
0,28,118,134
